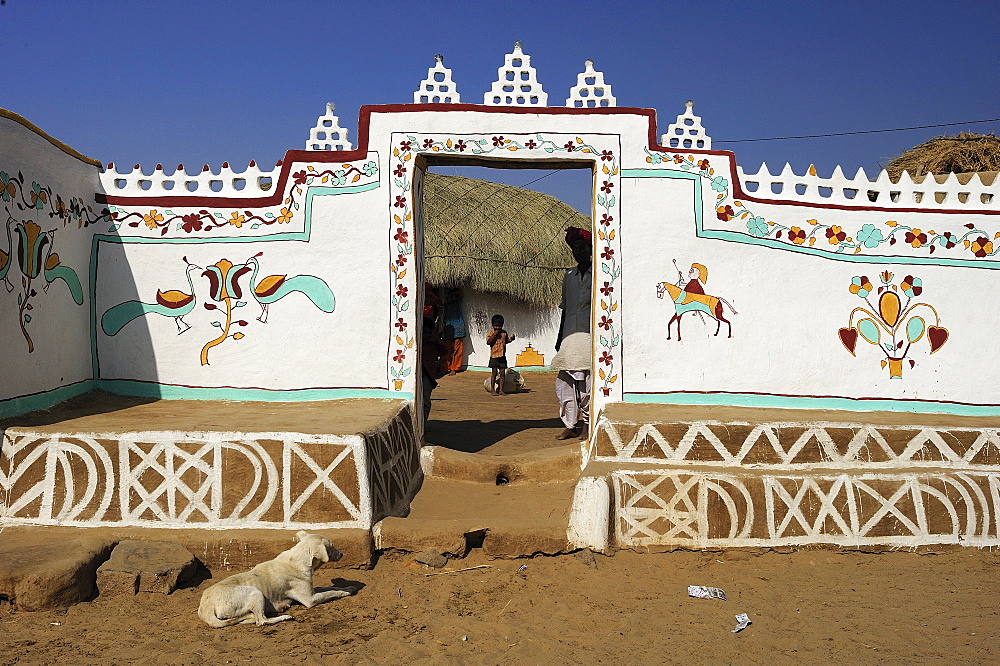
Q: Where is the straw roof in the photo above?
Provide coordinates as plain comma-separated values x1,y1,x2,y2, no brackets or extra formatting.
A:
886,132,1000,182
423,172,591,307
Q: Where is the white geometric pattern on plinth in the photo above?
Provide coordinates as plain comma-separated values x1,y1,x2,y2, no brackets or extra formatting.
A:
414,54,460,104
566,59,616,108
661,100,712,150
305,102,352,151
484,41,547,106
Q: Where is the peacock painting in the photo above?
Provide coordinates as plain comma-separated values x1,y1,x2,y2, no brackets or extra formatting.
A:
101,257,202,336
101,252,336,366
245,252,336,323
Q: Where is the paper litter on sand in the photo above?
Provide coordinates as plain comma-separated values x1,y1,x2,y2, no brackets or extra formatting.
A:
688,585,727,601
732,613,752,633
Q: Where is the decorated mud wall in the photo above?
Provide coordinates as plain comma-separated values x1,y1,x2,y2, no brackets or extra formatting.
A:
3,48,999,424
0,401,419,530
0,110,111,414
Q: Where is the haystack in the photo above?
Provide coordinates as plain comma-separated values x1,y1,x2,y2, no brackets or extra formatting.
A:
422,172,591,307
886,132,1000,184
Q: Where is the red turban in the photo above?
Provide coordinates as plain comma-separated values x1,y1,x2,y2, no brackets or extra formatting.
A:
565,226,592,246
423,282,443,320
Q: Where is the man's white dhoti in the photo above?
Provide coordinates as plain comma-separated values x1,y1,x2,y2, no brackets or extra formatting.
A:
555,369,590,429
552,330,591,429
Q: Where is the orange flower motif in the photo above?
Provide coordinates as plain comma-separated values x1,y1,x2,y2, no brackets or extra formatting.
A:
970,236,994,258
849,276,873,297
277,207,293,224
229,211,246,228
143,210,164,229
825,225,847,244
788,226,806,244
904,228,927,248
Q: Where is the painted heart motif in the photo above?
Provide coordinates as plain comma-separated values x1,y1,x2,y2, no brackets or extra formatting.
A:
927,326,949,354
838,327,858,355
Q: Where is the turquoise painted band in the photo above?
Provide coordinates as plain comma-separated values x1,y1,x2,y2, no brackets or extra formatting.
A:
0,380,408,419
98,380,404,402
622,391,1000,417
0,381,95,419
623,167,1000,270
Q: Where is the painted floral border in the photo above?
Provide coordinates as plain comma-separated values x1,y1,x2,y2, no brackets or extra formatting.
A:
388,133,621,397
2,169,113,229
106,160,379,238
644,147,1000,262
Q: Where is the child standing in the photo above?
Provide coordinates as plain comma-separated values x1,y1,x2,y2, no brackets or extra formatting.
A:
486,314,515,396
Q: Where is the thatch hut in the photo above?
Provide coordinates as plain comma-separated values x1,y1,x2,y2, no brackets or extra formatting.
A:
886,132,999,185
422,171,592,370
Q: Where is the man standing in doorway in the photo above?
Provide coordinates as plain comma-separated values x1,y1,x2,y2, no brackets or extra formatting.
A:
552,226,592,440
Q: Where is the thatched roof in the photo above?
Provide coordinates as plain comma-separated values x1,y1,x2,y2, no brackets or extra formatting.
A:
423,172,591,307
886,132,1000,182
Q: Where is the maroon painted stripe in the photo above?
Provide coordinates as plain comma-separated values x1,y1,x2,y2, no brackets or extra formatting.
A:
103,103,998,216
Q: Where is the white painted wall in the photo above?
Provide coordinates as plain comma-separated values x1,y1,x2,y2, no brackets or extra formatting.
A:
0,114,104,410
5,104,999,419
460,292,560,369
619,158,1000,411
95,183,388,393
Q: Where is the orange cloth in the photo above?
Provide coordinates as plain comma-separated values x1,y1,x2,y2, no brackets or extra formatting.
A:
438,337,464,374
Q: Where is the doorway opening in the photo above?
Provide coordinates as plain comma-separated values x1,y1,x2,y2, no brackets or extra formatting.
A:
415,158,595,455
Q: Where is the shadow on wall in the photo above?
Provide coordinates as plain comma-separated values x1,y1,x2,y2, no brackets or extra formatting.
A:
93,236,161,395
0,109,160,419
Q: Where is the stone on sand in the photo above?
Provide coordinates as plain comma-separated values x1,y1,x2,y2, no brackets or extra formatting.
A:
414,550,448,568
97,540,198,596
575,548,598,569
0,536,115,611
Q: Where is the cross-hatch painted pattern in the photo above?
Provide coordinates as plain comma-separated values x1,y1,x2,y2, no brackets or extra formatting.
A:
0,421,420,529
596,418,1000,548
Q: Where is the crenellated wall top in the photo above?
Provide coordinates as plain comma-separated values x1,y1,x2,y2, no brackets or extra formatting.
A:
100,102,999,216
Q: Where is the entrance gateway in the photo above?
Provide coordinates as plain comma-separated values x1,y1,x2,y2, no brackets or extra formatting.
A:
3,44,1000,552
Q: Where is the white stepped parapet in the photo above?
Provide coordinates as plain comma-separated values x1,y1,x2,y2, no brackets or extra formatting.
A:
565,59,616,108
734,162,999,210
484,41,547,107
306,103,352,151
100,160,281,198
661,100,712,150
414,54,460,104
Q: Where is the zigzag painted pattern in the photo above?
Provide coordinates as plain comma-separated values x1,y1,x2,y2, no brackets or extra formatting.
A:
365,409,422,522
594,419,1000,469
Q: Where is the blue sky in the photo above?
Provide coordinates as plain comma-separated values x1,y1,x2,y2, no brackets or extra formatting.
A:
2,0,997,213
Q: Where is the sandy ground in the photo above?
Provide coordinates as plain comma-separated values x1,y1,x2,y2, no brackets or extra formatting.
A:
1,547,997,665
426,370,571,455
3,373,998,663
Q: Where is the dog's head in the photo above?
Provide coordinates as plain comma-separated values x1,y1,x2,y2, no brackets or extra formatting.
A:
295,531,343,569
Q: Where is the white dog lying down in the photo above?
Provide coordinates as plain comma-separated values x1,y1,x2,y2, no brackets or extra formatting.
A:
198,531,357,627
